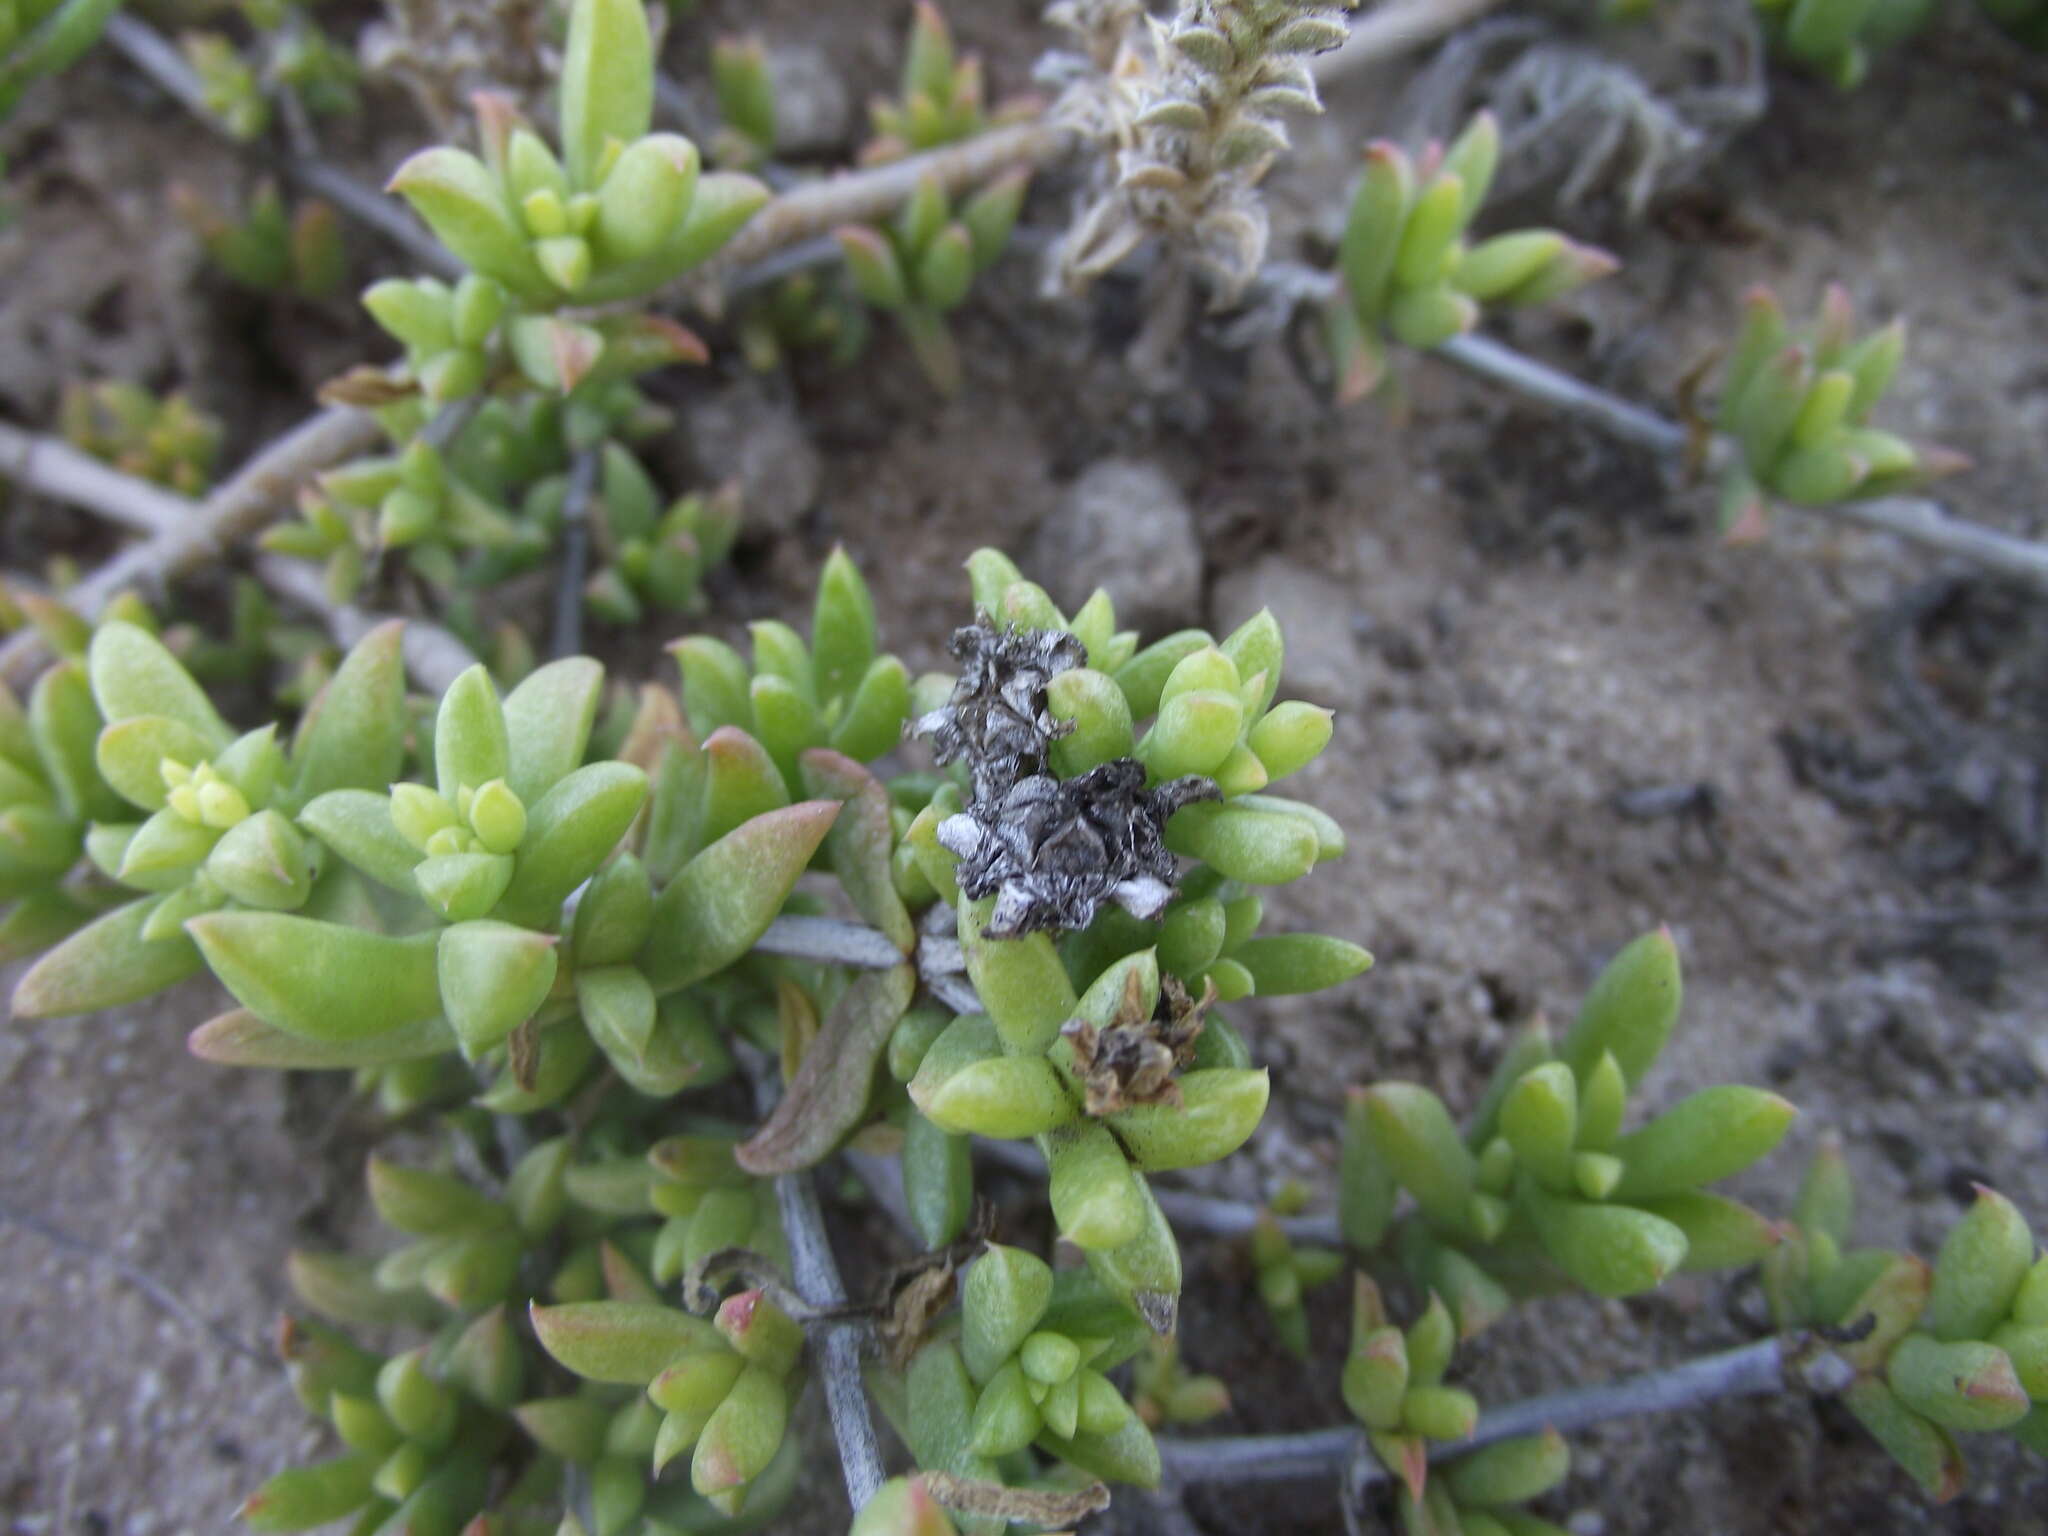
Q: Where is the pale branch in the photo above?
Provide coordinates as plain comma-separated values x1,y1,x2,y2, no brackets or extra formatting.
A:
723,234,845,300
1158,1424,1356,1486
0,421,191,536
282,155,462,278
1156,1336,1795,1489
1151,1189,1345,1249
255,553,480,694
710,121,1074,273
1310,0,1512,84
100,13,461,278
1432,334,2048,593
839,1147,920,1245
1243,262,2048,592
0,415,480,691
969,1135,1346,1245
756,914,909,971
1433,333,1691,459
0,405,381,688
1817,495,2048,593
0,401,475,689
747,1064,887,1516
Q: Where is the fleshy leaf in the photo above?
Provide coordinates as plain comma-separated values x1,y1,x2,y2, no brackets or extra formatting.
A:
189,1008,457,1068
640,801,839,992
10,895,202,1017
289,621,408,808
187,912,440,1040
800,749,914,952
439,920,560,1056
529,1300,719,1385
737,964,914,1174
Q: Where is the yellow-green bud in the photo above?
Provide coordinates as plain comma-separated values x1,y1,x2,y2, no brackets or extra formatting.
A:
390,783,458,851
196,776,251,828
467,777,527,855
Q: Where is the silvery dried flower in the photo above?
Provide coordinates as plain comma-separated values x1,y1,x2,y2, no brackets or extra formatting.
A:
913,620,1087,800
938,759,1218,937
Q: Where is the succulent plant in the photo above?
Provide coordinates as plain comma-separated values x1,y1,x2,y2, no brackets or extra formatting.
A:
1765,1139,2046,1498
1714,284,1964,537
710,33,777,169
9,0,2041,1529
835,169,1029,394
1323,113,1616,403
171,181,348,299
1343,930,1792,1329
387,0,766,310
862,2,1031,164
59,380,223,497
0,0,118,118
1752,0,1936,88
1251,1194,1345,1357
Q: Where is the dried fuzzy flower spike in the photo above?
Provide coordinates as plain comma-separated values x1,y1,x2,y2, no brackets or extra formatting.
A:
939,760,1218,937
1050,0,1348,300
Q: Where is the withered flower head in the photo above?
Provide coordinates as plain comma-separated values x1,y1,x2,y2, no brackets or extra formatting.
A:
938,759,1219,937
913,619,1087,801
1063,969,1217,1115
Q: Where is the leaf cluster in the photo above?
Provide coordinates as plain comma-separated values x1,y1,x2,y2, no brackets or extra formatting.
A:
1714,283,1962,534
1324,114,1615,402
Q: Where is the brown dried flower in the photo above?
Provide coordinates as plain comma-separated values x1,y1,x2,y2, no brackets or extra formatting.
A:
1063,968,1217,1114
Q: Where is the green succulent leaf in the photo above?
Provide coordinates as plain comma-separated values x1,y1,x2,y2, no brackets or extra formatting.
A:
10,894,203,1017
188,912,439,1040
736,963,915,1174
641,800,839,992
530,1300,721,1385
